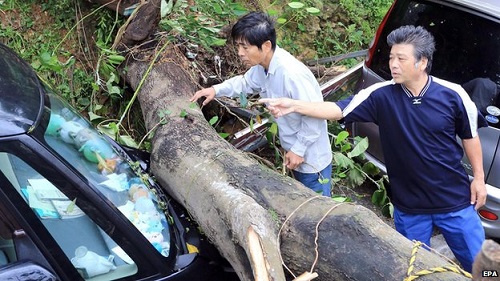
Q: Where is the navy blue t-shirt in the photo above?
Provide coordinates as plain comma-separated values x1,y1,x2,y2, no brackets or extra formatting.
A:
337,76,487,214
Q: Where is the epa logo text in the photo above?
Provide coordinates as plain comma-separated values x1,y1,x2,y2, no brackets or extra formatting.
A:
482,270,498,277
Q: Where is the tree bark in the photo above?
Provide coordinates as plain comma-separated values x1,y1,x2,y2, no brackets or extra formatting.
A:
121,45,471,281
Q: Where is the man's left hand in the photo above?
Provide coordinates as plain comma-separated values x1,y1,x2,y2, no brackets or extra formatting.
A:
470,178,487,210
285,151,304,170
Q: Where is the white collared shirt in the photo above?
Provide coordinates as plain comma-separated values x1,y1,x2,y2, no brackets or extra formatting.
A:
213,46,332,173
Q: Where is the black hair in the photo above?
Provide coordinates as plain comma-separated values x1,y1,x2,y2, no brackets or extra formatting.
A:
387,25,436,74
231,11,276,51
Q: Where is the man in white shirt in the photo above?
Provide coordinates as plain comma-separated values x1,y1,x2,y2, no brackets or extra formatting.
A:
190,11,333,196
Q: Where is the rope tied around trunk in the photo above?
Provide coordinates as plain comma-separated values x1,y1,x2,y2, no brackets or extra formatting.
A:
277,196,348,280
404,240,472,280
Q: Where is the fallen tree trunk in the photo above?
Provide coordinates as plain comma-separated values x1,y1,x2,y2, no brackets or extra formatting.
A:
120,43,471,281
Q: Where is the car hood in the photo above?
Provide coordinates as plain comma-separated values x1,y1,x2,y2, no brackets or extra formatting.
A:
0,43,44,137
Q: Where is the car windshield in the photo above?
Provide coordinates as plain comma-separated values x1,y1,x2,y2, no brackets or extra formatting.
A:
44,92,171,258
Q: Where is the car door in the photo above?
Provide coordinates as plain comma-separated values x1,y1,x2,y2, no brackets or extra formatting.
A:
0,166,74,280
0,139,175,280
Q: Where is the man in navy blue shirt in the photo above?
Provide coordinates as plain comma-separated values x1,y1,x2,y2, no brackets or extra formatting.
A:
260,25,486,272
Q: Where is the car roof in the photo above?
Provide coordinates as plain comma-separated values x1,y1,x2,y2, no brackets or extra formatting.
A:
0,43,44,137
448,0,500,18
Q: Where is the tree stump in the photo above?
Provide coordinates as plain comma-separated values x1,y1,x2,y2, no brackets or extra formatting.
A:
473,239,500,280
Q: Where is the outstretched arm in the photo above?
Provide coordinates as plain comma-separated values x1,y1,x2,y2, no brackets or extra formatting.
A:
259,98,344,120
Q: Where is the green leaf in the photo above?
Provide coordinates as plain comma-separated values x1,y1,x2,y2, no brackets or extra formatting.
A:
371,189,387,206
78,97,91,107
306,7,320,15
239,92,248,108
88,111,104,122
269,122,278,136
336,172,347,178
118,135,139,148
381,203,394,218
267,9,279,16
347,137,368,158
202,26,222,34
332,196,352,203
39,52,62,71
189,102,198,109
347,168,365,186
335,130,349,145
276,17,287,24
179,109,188,118
209,116,219,126
362,162,380,176
31,60,41,70
318,177,330,184
160,0,174,18
218,132,229,139
210,38,227,47
97,122,118,139
288,2,305,9
340,143,351,153
333,152,354,169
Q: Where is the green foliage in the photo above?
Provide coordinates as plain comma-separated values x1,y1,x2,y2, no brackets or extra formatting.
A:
0,0,94,110
267,1,323,54
273,1,321,28
39,0,76,25
329,122,393,217
312,0,392,63
0,0,125,113
159,0,248,52
340,0,392,34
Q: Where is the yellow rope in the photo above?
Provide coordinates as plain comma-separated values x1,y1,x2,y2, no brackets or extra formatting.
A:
404,240,472,280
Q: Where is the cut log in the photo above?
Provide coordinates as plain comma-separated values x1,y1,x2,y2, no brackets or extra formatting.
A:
121,45,471,281
472,239,500,280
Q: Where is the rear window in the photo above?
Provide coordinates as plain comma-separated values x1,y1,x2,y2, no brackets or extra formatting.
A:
369,0,500,127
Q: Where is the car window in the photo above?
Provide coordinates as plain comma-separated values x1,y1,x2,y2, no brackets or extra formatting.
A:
0,212,16,268
369,0,500,128
44,92,172,258
0,152,138,280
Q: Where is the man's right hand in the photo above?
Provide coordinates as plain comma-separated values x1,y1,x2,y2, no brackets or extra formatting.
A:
190,87,216,106
259,97,296,118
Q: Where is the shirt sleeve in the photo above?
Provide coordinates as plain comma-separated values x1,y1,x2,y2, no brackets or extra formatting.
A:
337,90,379,124
213,67,262,98
284,74,325,157
455,85,488,139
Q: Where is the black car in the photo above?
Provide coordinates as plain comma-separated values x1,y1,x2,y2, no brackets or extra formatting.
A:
322,0,500,238
0,43,235,280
